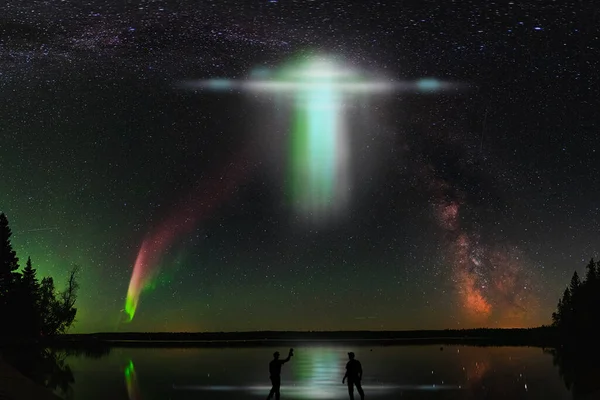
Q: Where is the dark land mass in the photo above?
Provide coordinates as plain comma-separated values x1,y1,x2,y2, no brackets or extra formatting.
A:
6,327,561,349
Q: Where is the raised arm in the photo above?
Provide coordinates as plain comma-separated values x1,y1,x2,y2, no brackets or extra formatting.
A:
282,348,293,363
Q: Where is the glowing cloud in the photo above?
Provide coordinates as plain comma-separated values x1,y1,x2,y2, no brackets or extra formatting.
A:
180,53,462,223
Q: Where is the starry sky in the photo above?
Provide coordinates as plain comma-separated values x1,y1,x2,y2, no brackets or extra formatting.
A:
0,0,598,333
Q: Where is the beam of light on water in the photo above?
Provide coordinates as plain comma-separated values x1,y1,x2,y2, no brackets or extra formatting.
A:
291,347,344,398
172,348,462,398
171,384,462,396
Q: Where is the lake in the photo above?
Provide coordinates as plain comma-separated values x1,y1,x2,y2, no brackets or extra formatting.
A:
7,344,596,399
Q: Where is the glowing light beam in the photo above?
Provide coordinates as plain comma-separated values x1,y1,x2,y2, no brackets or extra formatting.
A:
180,54,463,224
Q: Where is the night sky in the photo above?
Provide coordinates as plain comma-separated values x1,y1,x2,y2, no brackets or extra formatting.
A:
0,0,598,333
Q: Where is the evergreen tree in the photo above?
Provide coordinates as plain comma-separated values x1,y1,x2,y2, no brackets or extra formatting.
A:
0,212,20,333
584,258,597,284
580,259,598,332
552,258,600,341
21,257,39,293
552,300,562,327
20,257,41,336
568,271,581,329
0,213,19,282
560,287,572,328
569,271,581,294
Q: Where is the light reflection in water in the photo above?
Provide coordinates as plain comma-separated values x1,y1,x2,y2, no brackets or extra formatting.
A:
171,347,461,398
124,359,141,400
291,347,346,398
171,384,461,397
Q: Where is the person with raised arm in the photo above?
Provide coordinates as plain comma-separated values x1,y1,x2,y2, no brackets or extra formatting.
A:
266,348,294,400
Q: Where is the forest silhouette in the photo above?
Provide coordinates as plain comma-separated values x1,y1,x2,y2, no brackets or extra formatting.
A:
0,213,79,340
551,258,600,342
548,258,600,399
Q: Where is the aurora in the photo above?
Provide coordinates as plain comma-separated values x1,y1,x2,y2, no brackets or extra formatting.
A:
123,152,250,322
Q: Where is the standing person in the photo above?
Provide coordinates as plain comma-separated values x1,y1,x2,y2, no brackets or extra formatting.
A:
267,348,294,400
342,352,364,400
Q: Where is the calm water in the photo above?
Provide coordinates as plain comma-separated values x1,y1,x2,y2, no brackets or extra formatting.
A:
12,344,598,399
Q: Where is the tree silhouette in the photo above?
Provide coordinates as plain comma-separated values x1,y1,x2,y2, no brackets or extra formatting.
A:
568,271,580,295
552,258,600,341
585,258,597,283
0,213,80,339
0,213,19,282
0,212,20,326
19,256,41,336
38,266,79,336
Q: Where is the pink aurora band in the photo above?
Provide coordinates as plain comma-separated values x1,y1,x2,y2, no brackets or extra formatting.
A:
124,151,251,322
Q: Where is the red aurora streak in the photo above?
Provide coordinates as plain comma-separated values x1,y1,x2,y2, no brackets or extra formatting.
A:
125,149,253,321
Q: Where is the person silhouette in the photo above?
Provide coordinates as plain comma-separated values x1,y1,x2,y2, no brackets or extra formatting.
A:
266,348,293,400
342,352,364,400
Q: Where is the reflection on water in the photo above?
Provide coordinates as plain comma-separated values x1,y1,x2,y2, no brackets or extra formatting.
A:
4,344,600,399
0,344,110,399
292,347,345,398
171,347,461,399
124,360,141,400
547,346,600,400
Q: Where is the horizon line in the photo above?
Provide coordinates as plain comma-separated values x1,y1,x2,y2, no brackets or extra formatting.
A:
65,327,552,335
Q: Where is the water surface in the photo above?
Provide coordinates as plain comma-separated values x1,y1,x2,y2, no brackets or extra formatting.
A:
54,344,580,399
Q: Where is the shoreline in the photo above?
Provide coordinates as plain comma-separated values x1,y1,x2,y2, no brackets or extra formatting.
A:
2,327,561,349
95,336,558,348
